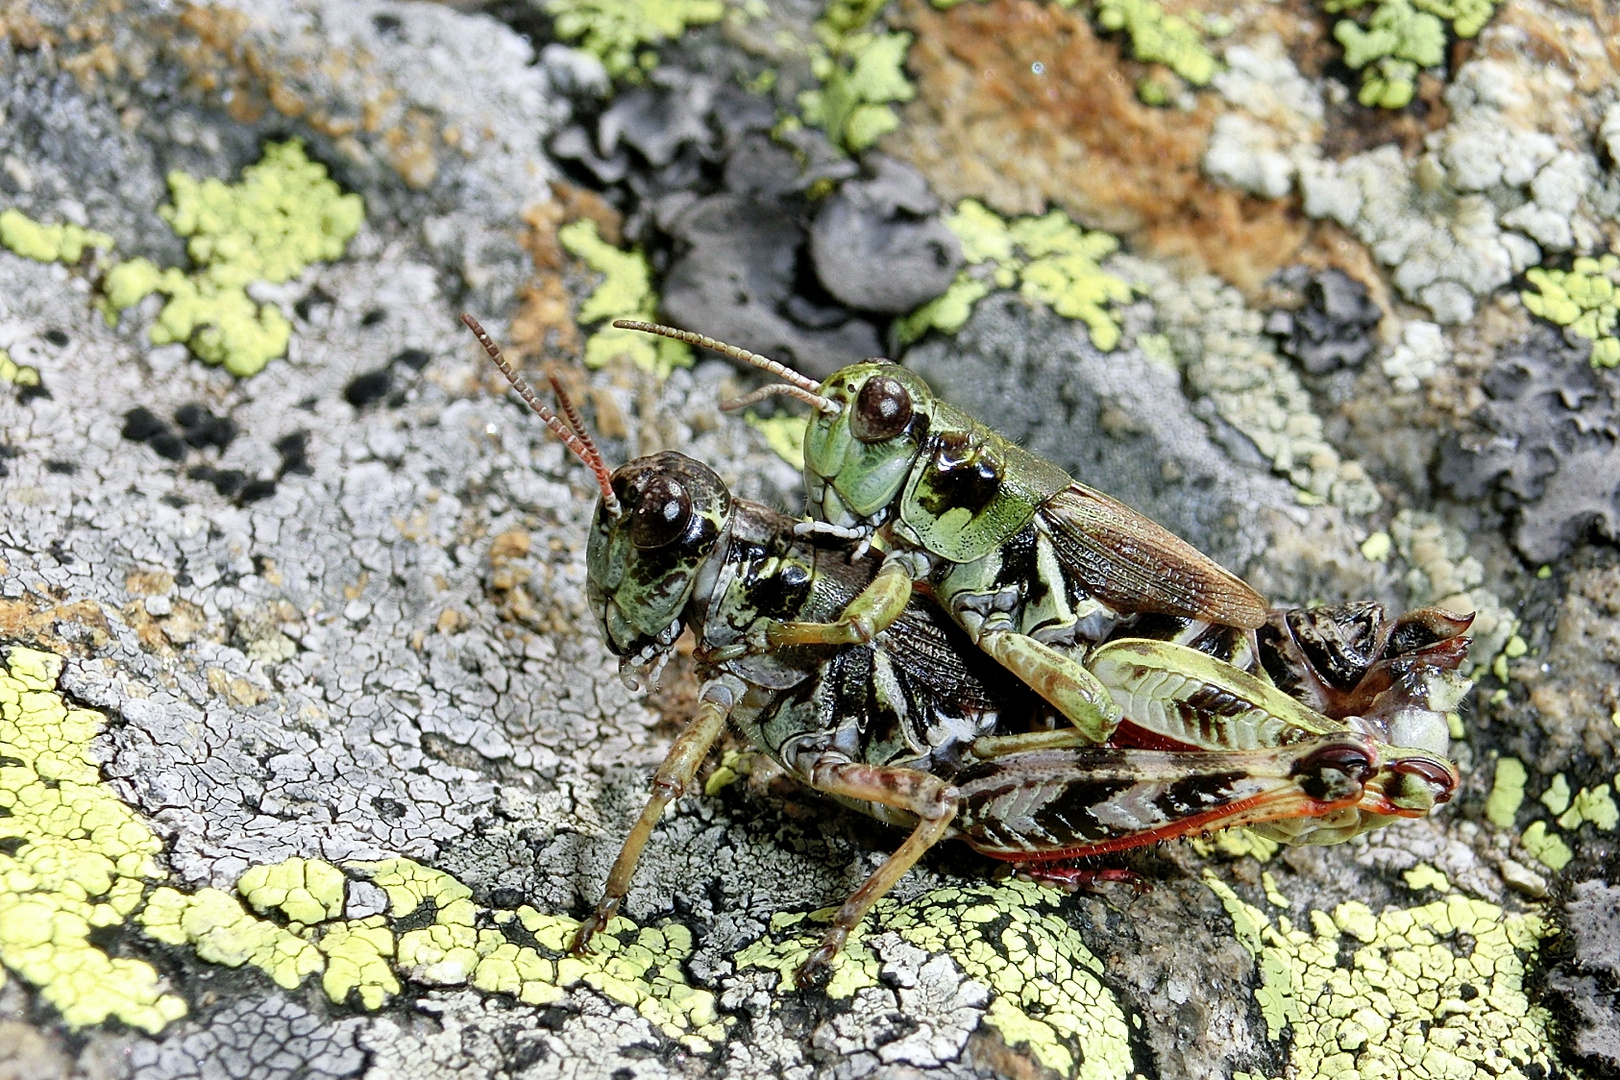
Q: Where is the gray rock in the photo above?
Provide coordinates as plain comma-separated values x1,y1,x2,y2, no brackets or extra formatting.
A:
810,156,962,314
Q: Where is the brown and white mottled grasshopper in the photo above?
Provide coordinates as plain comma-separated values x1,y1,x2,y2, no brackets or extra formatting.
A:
466,315,1462,986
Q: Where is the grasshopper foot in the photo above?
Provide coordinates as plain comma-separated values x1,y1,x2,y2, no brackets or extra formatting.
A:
793,938,842,990
571,897,621,956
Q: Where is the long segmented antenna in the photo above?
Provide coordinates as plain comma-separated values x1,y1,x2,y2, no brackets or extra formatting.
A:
719,383,838,414
461,313,621,516
545,368,607,478
612,319,840,414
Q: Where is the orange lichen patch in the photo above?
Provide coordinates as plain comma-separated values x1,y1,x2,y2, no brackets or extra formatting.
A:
888,0,1307,292
0,596,111,652
508,184,625,362
0,0,58,50
124,571,175,597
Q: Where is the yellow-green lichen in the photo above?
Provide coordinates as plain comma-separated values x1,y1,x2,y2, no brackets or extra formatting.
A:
0,209,113,264
558,219,692,378
0,348,42,389
1557,783,1619,832
1324,0,1499,109
1539,773,1571,816
735,879,1132,1079
1207,875,1555,1079
1521,255,1620,369
1095,0,1218,89
796,0,915,152
0,647,183,1033
102,140,364,377
544,0,724,80
897,200,1132,351
1485,757,1527,829
238,856,347,924
0,647,727,1045
139,886,325,990
1402,864,1451,893
1519,821,1573,872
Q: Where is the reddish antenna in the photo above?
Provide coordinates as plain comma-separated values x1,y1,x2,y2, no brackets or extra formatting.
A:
461,314,620,516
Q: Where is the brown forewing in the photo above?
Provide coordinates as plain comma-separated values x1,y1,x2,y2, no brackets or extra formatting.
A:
1042,483,1270,629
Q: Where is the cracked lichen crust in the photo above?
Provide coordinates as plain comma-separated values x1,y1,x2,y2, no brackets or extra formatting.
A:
101,141,363,377
1209,875,1555,1080
1298,57,1605,325
0,646,183,1033
736,879,1132,1078
898,199,1133,352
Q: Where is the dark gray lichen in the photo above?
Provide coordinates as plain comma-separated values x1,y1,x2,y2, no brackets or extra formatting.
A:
1439,326,1620,563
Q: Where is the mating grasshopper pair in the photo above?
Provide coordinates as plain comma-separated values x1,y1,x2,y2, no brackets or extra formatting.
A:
465,315,1468,986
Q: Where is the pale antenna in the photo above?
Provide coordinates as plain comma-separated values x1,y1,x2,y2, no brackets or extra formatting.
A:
612,320,839,414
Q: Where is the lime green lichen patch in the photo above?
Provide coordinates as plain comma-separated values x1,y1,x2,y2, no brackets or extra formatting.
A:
1519,821,1573,872
139,886,324,991
1402,864,1452,893
0,647,183,1033
1324,0,1500,108
544,0,724,80
1521,255,1620,368
736,879,1132,1079
558,219,692,378
238,856,347,923
0,209,113,264
1485,757,1527,829
350,858,725,1047
1207,875,1555,1079
0,348,42,389
1095,0,1218,88
1539,773,1570,816
1192,827,1282,863
1556,783,1618,833
103,140,364,377
798,1,916,152
898,200,1132,351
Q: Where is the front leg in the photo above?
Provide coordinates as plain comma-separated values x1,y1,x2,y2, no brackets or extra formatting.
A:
765,551,923,648
572,680,735,956
794,758,959,987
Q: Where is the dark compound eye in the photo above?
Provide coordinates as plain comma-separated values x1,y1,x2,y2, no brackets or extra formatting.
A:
849,374,913,443
629,475,693,549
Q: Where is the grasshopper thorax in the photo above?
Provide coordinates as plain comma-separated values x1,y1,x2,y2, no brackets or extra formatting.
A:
586,452,733,670
805,361,934,529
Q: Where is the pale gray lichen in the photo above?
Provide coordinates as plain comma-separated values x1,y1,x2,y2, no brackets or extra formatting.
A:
1296,56,1609,324
1118,255,1383,514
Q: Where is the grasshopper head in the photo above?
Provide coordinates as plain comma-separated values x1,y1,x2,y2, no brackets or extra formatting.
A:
607,322,934,532
586,452,732,669
805,361,933,530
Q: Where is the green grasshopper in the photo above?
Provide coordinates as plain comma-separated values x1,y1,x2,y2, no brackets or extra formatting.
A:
613,320,1468,764
466,315,1461,985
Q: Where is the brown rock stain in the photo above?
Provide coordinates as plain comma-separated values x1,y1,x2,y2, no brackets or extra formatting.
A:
888,0,1307,291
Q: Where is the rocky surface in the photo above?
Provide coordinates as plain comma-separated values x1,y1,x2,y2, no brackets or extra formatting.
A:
0,1,1616,1079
